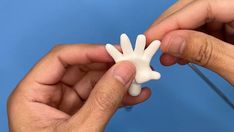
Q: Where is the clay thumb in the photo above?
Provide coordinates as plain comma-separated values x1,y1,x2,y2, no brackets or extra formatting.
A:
161,30,234,85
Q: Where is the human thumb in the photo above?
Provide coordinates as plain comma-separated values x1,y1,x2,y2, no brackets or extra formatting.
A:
67,61,136,131
161,30,234,85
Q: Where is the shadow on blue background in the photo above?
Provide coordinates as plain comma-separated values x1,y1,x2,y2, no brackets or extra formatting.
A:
1,0,234,131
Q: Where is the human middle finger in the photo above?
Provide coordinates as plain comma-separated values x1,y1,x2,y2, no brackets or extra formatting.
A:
122,87,151,106
151,0,194,26
145,0,234,42
146,0,194,43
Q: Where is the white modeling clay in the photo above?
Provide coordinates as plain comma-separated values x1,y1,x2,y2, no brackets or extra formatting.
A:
106,34,161,96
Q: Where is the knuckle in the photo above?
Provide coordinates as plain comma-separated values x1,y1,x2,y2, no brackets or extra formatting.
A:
51,44,66,53
193,37,214,66
94,89,120,111
49,44,68,58
206,0,215,22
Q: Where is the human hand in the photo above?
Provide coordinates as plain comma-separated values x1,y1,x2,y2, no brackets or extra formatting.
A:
145,0,234,85
7,44,151,132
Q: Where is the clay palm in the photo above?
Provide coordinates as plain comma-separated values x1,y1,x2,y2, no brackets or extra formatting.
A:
106,34,161,84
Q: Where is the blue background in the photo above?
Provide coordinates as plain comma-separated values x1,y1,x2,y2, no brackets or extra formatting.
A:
1,0,234,131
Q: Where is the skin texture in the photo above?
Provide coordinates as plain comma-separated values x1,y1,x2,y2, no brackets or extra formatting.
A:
145,0,234,85
7,44,151,132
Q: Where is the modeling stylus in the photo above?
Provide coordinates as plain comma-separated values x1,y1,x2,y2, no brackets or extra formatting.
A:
188,63,234,108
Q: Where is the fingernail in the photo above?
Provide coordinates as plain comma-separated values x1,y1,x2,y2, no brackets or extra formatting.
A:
166,36,186,56
112,62,135,86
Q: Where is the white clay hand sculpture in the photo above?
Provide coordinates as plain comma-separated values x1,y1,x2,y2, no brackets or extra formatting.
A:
105,34,161,96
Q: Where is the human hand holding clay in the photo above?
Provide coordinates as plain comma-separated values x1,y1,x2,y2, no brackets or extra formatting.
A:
145,0,234,85
7,44,151,132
